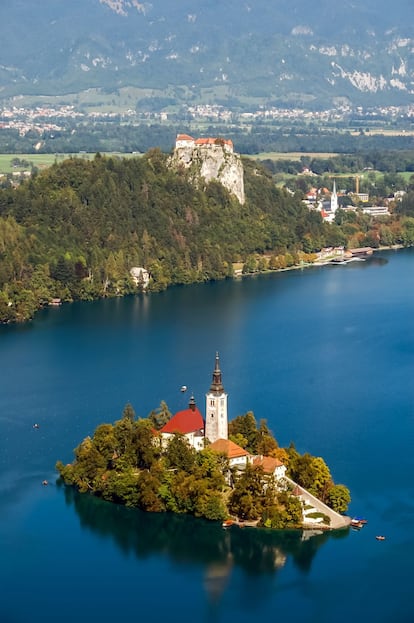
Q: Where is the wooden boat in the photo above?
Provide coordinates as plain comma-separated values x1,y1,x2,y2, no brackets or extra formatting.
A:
222,519,234,528
376,535,385,541
350,519,364,529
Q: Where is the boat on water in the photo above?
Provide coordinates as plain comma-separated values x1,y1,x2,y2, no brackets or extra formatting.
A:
222,519,234,528
350,518,365,529
376,535,386,541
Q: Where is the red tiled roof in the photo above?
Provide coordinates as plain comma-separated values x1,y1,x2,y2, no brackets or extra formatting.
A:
160,408,204,435
209,438,250,459
252,456,284,474
194,137,233,147
176,134,194,141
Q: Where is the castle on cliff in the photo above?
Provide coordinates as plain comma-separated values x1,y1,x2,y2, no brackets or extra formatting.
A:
175,134,234,153
170,134,245,205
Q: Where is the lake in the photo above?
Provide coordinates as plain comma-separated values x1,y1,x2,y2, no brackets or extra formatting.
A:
0,248,413,623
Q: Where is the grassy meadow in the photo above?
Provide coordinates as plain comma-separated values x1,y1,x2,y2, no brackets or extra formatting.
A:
0,153,87,174
250,152,340,161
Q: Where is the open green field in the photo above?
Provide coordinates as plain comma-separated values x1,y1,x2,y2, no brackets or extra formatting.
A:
0,153,89,174
251,152,341,160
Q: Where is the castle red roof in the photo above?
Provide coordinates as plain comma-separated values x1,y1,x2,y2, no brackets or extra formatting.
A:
160,407,204,435
194,137,233,148
176,134,233,149
176,133,194,141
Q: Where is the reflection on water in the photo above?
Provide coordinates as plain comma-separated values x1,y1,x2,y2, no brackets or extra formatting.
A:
61,483,348,603
347,255,389,269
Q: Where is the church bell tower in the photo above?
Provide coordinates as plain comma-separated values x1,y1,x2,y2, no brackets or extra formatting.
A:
205,353,228,443
331,179,338,214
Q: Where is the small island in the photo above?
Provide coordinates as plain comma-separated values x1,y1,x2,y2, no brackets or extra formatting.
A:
57,354,351,530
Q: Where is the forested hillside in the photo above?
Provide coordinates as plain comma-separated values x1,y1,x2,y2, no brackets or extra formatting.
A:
0,151,413,324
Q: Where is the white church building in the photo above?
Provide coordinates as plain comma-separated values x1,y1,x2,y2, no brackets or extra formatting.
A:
159,354,286,480
159,352,228,448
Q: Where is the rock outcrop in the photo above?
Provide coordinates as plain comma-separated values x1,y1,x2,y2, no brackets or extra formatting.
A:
170,134,245,205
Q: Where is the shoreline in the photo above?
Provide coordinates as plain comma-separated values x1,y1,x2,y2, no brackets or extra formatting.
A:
234,243,408,279
1,244,411,326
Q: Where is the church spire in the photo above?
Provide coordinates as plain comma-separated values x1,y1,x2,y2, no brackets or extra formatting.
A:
331,178,338,214
205,352,228,443
210,352,224,394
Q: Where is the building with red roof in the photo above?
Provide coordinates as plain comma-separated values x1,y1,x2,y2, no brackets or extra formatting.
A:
160,395,205,451
175,133,233,153
252,455,286,480
208,438,250,468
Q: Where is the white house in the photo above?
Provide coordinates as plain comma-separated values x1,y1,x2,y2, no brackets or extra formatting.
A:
252,455,286,480
208,438,250,468
130,267,150,288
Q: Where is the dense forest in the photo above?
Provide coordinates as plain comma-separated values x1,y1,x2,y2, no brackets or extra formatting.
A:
1,150,414,324
56,405,351,528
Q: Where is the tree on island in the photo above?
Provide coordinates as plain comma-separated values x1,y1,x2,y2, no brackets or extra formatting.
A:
286,444,350,512
148,400,172,430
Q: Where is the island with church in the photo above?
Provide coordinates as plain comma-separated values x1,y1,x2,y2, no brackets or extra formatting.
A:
56,354,351,530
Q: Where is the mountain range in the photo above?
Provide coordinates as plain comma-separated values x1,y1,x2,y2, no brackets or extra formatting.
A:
0,0,413,110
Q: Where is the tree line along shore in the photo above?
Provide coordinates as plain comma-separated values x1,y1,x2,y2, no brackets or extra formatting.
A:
1,151,414,324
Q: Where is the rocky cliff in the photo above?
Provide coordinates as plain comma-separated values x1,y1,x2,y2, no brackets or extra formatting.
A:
170,137,245,205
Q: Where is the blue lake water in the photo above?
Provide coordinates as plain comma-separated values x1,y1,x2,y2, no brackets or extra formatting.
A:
1,248,413,623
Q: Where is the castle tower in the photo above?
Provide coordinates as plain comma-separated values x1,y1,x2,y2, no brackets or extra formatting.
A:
330,179,338,214
205,353,228,443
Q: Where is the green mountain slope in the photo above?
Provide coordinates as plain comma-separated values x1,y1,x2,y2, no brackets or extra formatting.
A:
0,0,413,108
0,152,335,322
